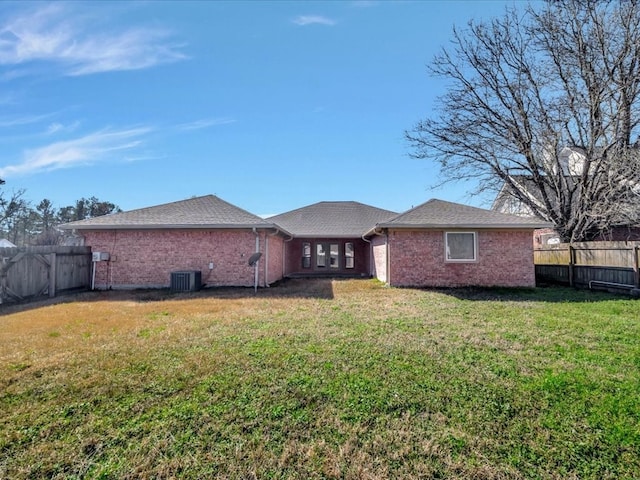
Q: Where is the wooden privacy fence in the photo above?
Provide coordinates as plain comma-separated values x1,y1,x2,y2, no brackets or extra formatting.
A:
534,241,640,291
0,246,92,305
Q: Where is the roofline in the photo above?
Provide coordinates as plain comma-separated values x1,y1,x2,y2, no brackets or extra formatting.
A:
373,222,552,230
285,233,367,239
268,200,397,220
59,223,291,235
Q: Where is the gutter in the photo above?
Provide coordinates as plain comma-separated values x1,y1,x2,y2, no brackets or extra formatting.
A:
361,231,373,276
58,222,287,231
374,223,552,230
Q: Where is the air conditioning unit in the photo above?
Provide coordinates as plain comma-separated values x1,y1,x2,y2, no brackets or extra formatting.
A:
170,270,202,292
92,251,110,261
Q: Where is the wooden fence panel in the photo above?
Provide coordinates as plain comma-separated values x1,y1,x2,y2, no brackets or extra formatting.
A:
573,266,635,287
56,250,92,291
534,241,640,289
535,265,570,285
0,246,91,304
574,247,632,267
534,248,570,265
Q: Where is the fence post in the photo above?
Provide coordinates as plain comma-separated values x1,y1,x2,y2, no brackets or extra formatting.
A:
634,246,639,288
568,244,575,287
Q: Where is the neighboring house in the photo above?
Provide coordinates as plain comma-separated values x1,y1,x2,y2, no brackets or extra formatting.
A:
491,147,592,218
59,195,549,289
492,176,564,245
366,199,550,288
0,239,17,248
269,201,397,278
493,146,640,243
58,195,289,289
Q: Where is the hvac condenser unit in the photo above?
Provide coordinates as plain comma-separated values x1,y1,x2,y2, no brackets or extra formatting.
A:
170,270,202,292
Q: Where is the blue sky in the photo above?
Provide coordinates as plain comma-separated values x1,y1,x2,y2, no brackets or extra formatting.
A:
0,0,514,217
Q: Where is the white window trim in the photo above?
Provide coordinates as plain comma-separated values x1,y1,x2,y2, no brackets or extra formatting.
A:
444,231,477,262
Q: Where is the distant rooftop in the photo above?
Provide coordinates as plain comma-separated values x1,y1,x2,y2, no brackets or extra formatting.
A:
269,201,398,238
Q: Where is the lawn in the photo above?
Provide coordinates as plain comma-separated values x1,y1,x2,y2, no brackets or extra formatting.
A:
1,279,639,479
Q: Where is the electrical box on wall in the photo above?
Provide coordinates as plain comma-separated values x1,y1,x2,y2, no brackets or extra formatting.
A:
92,252,110,262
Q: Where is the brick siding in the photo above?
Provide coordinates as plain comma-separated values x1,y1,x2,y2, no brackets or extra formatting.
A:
83,229,284,289
387,229,536,287
266,234,284,285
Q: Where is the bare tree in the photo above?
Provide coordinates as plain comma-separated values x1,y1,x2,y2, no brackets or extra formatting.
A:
407,0,640,242
0,179,26,242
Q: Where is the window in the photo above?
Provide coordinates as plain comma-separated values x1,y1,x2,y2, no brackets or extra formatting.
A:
345,242,354,268
445,232,476,261
302,242,311,268
316,244,326,267
329,243,339,268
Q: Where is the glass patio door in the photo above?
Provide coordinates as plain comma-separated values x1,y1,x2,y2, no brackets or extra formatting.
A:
316,243,340,269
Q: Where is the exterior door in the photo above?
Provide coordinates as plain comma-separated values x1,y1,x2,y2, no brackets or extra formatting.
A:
316,243,340,270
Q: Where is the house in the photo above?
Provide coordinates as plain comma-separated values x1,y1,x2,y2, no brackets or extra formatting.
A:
366,199,550,288
58,195,289,289
492,146,640,243
269,201,397,278
59,195,549,290
0,239,17,248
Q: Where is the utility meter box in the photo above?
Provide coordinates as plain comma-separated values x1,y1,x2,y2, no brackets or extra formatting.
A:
92,252,110,262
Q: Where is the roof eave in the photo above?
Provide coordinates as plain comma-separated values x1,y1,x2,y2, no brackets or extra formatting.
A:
59,223,285,231
378,222,552,230
286,233,366,239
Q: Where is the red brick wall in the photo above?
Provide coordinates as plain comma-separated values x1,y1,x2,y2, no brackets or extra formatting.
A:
388,229,536,287
82,229,284,289
266,234,284,285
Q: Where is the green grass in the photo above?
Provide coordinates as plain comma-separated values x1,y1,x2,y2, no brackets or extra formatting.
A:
1,279,639,479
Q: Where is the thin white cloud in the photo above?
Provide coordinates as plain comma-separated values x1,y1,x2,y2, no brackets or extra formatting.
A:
0,127,151,177
0,112,55,127
177,118,237,131
45,121,80,135
0,3,187,76
292,15,337,26
45,123,64,135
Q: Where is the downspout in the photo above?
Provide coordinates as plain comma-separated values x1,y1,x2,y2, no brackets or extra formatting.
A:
366,227,388,284
264,232,268,288
252,228,259,293
91,258,97,290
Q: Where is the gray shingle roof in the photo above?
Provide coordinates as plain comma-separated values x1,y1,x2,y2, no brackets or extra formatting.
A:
269,201,398,238
58,195,278,230
374,199,551,230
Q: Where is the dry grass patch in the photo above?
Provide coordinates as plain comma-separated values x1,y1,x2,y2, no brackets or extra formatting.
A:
1,279,639,479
